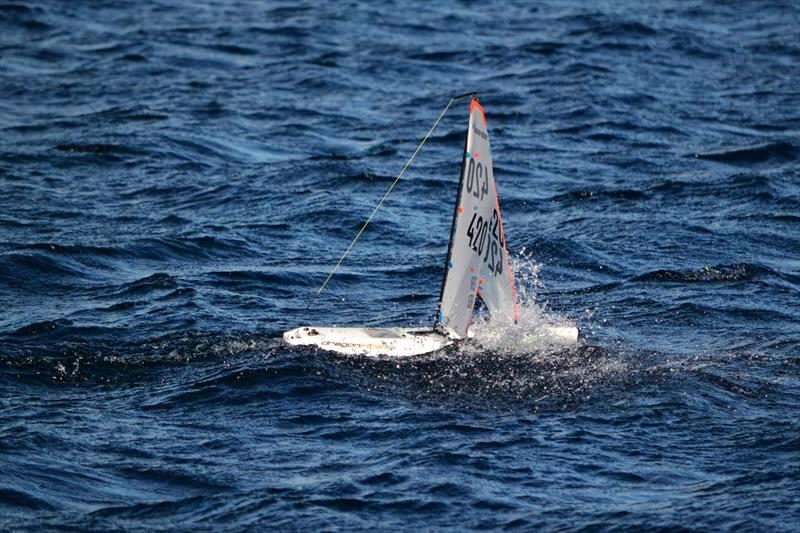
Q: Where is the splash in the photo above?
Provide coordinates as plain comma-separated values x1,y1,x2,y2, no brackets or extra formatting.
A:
409,252,632,411
466,250,582,356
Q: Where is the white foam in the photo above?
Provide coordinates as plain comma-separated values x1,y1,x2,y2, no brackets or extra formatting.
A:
467,251,581,355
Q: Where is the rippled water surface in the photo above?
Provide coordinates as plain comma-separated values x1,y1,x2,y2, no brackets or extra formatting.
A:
2,1,799,530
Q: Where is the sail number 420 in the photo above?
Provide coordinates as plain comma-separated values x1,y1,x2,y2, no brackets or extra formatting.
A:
466,209,503,276
465,159,489,201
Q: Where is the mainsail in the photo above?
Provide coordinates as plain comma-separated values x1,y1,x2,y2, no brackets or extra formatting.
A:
436,98,518,338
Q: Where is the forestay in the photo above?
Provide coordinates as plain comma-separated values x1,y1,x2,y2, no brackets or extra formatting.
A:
436,99,518,338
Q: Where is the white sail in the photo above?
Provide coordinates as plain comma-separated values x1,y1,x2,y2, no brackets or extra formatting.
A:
436,98,518,338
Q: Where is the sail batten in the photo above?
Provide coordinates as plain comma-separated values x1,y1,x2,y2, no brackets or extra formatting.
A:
435,98,517,338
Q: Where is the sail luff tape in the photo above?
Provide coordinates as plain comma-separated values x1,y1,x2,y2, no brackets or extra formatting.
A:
315,93,477,296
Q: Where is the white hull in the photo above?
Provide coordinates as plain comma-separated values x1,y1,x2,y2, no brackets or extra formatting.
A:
283,324,580,358
283,327,453,358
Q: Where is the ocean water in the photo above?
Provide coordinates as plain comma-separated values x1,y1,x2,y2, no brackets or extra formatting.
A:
1,0,799,530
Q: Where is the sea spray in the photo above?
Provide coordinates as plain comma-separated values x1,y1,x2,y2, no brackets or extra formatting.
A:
468,249,581,355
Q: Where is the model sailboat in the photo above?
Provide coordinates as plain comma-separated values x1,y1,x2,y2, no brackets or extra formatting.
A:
283,96,578,357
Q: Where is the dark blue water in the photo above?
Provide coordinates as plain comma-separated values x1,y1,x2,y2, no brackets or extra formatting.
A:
2,1,799,530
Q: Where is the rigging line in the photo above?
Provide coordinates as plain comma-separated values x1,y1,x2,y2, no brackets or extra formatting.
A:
315,93,476,296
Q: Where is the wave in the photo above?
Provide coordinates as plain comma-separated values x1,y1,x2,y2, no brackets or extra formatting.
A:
0,250,95,283
691,142,798,166
54,143,139,155
552,189,648,202
631,264,770,284
0,237,262,285
0,3,51,31
105,272,178,297
0,487,56,511
646,174,794,204
0,331,283,384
